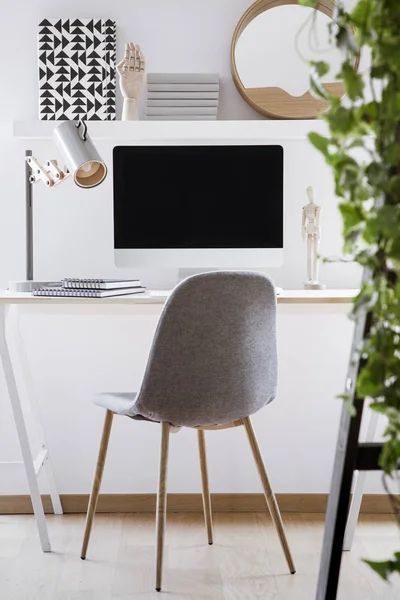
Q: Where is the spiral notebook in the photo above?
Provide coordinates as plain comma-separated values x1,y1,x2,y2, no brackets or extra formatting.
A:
62,278,142,290
33,287,146,298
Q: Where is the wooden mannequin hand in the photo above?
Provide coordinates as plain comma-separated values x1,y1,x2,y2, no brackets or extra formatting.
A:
117,43,146,120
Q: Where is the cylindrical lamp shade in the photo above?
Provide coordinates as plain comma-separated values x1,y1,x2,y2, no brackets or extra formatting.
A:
53,121,107,188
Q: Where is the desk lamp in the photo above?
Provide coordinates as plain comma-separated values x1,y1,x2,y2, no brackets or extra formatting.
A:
10,121,107,292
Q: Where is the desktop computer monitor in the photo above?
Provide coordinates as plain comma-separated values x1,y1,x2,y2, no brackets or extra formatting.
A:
113,145,283,268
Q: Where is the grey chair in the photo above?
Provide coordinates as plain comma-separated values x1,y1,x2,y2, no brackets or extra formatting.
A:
80,272,295,590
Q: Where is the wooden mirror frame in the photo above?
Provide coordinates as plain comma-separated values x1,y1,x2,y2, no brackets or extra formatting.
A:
230,0,360,119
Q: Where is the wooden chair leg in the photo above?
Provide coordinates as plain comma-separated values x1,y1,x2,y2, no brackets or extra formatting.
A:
243,416,296,574
155,422,170,592
80,409,114,560
197,429,214,545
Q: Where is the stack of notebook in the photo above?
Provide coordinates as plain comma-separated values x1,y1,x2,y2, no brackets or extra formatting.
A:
32,279,146,298
146,73,219,120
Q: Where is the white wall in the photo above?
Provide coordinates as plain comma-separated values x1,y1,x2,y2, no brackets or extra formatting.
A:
0,0,380,497
0,0,362,290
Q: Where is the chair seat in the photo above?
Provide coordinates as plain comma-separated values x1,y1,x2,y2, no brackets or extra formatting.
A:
94,392,146,419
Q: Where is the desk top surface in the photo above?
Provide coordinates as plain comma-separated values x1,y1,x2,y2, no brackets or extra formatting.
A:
0,289,358,305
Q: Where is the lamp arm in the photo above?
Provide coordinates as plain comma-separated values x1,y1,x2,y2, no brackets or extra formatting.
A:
25,155,70,187
23,150,71,284
25,150,33,281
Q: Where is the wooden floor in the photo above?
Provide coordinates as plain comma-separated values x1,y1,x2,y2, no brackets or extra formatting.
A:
0,512,399,599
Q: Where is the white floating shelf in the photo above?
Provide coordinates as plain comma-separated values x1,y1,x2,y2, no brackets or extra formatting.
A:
13,119,328,142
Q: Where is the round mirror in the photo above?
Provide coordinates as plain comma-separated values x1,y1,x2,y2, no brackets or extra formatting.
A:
231,0,358,119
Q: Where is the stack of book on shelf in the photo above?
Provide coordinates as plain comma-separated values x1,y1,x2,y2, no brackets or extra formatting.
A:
32,279,146,298
146,73,219,120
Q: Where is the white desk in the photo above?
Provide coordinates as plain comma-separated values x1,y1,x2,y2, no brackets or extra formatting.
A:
0,288,357,305
0,289,364,552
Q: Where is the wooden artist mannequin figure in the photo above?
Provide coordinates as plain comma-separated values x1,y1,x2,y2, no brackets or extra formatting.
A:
117,42,146,120
302,186,326,290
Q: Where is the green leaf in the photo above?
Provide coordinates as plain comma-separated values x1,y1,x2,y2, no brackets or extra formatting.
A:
370,402,387,414
351,0,372,27
309,68,331,100
338,62,365,101
383,142,400,166
387,175,400,199
372,205,400,238
326,107,355,134
370,63,387,79
346,139,369,150
358,102,378,122
388,238,400,260
308,132,330,157
338,162,360,188
354,248,376,267
337,394,356,416
363,560,393,581
357,362,385,398
353,284,377,313
310,60,330,78
339,202,364,231
379,438,400,474
366,162,386,186
298,0,316,6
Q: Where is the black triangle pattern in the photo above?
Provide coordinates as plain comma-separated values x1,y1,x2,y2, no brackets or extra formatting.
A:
38,18,116,120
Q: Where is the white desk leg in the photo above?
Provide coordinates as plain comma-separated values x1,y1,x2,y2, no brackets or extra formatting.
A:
343,407,380,551
0,304,51,552
7,305,63,515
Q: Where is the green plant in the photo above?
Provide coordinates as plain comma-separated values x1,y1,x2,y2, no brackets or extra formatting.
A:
299,0,400,581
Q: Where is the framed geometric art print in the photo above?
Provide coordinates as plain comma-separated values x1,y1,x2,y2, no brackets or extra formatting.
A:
38,19,116,121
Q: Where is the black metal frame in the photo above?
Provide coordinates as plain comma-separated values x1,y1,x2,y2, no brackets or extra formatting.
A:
316,301,385,599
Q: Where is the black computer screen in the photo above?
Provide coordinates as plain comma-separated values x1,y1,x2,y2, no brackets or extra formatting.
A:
113,145,283,249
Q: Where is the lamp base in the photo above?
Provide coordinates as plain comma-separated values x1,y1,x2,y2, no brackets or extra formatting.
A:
8,280,62,293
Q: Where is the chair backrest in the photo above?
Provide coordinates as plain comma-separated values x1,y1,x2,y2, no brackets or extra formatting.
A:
135,271,277,427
